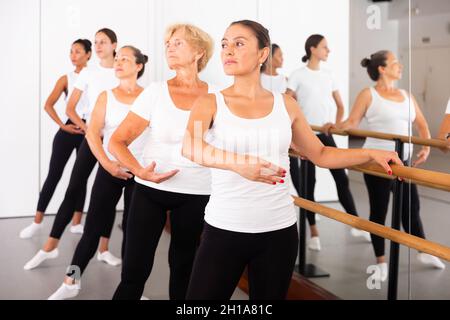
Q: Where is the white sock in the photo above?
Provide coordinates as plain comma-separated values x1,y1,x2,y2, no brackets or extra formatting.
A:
417,253,446,269
370,262,388,283
378,262,388,282
19,222,43,239
70,224,84,234
97,251,122,266
24,248,59,270
350,228,372,243
48,282,80,300
308,236,321,251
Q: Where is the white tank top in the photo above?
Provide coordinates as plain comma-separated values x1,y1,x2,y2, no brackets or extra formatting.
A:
130,82,217,195
66,71,89,118
362,87,416,160
102,90,146,163
261,73,288,94
205,92,297,233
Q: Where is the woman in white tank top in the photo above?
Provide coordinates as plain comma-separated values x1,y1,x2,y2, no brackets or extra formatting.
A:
48,46,148,300
183,21,403,300
20,39,91,239
110,24,216,300
333,50,445,282
260,43,287,94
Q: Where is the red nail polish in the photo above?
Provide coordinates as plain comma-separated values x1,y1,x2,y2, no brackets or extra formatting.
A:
282,175,286,178
273,182,276,185
280,180,284,183
388,170,392,175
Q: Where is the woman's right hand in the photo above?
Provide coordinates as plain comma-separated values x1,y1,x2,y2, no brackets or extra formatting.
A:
322,122,336,136
61,124,84,135
231,155,286,185
137,161,179,183
105,161,133,180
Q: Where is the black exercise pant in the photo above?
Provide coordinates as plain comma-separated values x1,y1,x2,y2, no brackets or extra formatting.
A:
37,119,85,213
364,173,425,257
186,223,298,300
68,166,134,276
49,138,109,239
112,183,209,300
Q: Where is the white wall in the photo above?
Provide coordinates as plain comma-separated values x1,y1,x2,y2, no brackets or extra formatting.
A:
0,1,40,218
349,0,399,109
1,0,351,217
399,12,450,136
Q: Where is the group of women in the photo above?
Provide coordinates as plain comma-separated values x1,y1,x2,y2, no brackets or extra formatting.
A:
18,19,449,300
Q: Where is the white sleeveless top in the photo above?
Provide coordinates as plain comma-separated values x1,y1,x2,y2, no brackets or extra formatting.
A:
66,71,89,118
102,90,146,163
362,87,416,160
204,92,297,233
74,63,119,121
130,81,218,195
261,73,288,94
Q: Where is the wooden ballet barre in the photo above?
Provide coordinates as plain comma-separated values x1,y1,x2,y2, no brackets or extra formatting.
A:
310,125,450,150
348,165,450,192
288,150,450,192
292,196,450,262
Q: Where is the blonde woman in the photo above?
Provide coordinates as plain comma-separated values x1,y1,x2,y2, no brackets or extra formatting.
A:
110,24,215,300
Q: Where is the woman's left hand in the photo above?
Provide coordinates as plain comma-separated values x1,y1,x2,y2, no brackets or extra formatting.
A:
413,147,430,167
368,149,404,175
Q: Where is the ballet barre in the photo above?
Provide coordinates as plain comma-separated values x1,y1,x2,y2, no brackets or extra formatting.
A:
310,125,450,150
289,148,449,300
292,196,450,262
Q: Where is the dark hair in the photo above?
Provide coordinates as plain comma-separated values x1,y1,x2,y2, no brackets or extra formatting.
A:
261,43,280,72
72,39,92,54
230,20,270,49
96,28,118,56
361,50,389,81
121,45,149,79
230,20,270,70
302,34,325,63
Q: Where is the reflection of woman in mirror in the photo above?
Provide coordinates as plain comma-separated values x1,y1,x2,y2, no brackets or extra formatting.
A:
19,39,91,240
24,28,122,271
260,43,287,94
437,98,450,152
182,20,402,300
286,34,370,252
334,50,445,282
111,24,215,300
48,46,148,300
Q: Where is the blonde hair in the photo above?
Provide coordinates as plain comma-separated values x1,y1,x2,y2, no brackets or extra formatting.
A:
165,23,214,72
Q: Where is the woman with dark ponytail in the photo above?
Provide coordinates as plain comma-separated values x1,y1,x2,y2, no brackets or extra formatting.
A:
260,43,288,94
24,28,122,271
19,39,92,239
286,35,370,252
334,50,445,281
48,46,149,300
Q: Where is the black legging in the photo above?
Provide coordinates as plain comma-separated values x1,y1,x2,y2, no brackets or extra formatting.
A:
290,133,359,226
186,223,298,300
113,183,209,300
49,138,110,239
364,173,425,257
37,119,85,213
68,166,134,277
